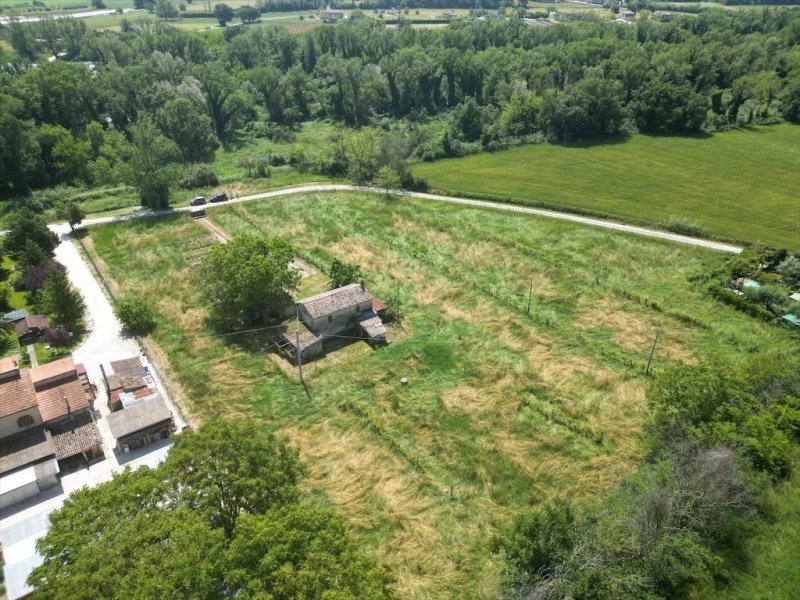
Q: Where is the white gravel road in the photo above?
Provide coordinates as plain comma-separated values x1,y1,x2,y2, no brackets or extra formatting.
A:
78,184,744,254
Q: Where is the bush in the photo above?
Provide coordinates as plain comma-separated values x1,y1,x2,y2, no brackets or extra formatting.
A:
663,215,709,238
43,326,71,347
179,164,219,189
114,294,157,335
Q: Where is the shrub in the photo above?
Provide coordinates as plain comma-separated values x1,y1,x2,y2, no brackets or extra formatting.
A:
180,164,219,189
663,215,709,238
329,259,362,289
114,294,157,335
43,326,71,347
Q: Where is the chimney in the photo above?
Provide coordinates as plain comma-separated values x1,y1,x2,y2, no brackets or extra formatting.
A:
100,363,110,392
360,279,365,291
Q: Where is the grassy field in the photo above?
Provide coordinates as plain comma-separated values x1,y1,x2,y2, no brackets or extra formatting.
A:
412,123,800,250
85,192,797,598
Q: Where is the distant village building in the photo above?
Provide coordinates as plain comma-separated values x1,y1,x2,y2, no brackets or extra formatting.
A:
320,9,344,22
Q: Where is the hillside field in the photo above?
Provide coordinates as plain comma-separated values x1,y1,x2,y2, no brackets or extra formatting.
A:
85,193,798,599
411,124,800,250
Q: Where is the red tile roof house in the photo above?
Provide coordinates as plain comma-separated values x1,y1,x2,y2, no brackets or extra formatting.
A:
0,356,58,509
0,355,104,508
29,358,104,470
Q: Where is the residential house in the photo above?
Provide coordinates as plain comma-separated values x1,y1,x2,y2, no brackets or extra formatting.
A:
285,282,387,360
29,357,103,469
15,315,49,345
0,356,102,509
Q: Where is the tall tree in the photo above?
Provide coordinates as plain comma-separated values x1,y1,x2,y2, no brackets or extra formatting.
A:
39,263,86,328
125,117,180,209
198,234,299,324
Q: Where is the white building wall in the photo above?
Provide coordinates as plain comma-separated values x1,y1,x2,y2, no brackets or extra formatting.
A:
0,408,43,440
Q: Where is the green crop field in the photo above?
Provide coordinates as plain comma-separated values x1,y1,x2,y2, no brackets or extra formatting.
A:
86,193,797,599
412,124,800,250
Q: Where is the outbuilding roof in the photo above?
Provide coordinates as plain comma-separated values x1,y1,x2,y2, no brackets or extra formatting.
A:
298,283,373,319
35,375,90,423
50,412,103,460
110,357,147,380
0,428,55,475
15,315,49,335
3,309,28,322
106,396,172,440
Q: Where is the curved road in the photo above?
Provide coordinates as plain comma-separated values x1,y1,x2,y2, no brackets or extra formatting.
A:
71,184,744,254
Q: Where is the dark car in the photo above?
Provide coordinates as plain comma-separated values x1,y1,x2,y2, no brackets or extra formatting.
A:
189,196,206,206
210,192,228,203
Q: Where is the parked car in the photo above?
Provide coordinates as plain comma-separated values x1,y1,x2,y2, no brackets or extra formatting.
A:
210,192,228,203
189,196,206,206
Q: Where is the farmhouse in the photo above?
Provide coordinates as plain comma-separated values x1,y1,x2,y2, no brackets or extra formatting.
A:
283,283,388,360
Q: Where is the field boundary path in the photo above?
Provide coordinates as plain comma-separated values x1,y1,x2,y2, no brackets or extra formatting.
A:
75,184,745,254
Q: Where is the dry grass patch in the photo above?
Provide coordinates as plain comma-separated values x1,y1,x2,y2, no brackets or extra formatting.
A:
283,422,465,598
578,297,694,362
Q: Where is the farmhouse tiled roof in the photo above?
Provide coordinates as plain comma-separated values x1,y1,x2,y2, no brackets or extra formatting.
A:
298,283,373,319
35,376,91,423
0,428,55,475
30,357,76,387
106,396,172,440
0,368,38,418
50,413,102,459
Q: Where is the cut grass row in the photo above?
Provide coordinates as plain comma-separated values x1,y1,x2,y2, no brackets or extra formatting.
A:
86,192,797,598
411,123,800,250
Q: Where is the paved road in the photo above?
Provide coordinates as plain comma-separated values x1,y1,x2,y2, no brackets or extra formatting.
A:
76,184,744,254
51,228,186,429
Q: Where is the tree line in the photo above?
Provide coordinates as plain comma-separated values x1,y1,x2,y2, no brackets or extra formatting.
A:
1,8,799,204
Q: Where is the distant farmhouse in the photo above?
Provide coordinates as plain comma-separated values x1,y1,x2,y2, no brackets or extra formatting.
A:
280,282,387,361
320,8,344,22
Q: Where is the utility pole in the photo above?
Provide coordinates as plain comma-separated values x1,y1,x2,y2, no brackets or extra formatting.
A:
645,329,661,376
526,280,533,315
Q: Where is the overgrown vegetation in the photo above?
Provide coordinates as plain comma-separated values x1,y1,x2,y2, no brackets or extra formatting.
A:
499,353,800,599
29,421,395,599
86,193,798,597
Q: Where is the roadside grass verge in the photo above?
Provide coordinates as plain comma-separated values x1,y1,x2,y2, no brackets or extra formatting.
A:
86,192,798,599
411,123,800,250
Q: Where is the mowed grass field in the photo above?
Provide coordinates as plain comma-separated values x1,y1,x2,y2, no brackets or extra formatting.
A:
86,193,798,599
412,124,800,250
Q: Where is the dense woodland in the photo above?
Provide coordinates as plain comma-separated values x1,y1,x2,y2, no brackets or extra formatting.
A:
1,8,799,204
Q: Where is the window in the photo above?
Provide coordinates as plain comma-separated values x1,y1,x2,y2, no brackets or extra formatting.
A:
17,414,35,428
